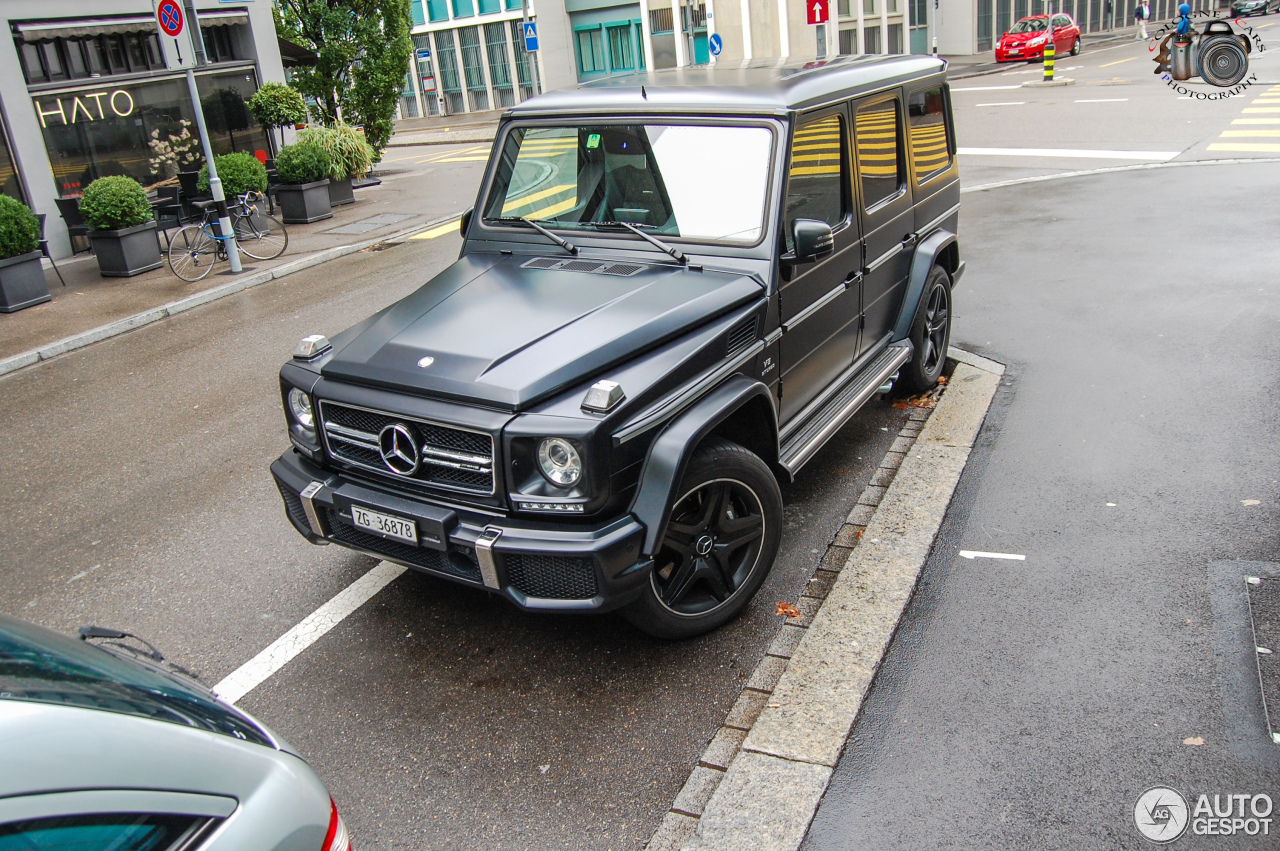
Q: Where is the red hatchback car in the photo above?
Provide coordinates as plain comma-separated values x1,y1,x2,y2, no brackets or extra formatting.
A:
995,13,1082,61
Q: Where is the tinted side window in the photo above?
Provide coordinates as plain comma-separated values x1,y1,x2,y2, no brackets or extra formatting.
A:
907,87,952,184
855,100,904,210
784,113,846,250
0,814,205,850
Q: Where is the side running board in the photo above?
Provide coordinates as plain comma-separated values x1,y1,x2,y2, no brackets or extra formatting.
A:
778,341,914,475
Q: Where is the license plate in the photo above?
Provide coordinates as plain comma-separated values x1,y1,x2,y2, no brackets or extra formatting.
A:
351,505,417,544
1009,48,1021,53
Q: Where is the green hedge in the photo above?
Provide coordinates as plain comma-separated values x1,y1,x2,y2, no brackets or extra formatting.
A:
275,141,332,186
197,152,269,198
0,195,39,260
79,176,153,231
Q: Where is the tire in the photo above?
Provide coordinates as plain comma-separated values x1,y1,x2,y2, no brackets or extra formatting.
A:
235,213,288,260
895,265,952,396
622,439,782,640
168,225,218,282
1071,37,1081,55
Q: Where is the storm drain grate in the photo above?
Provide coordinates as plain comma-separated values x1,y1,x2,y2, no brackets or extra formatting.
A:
1248,576,1280,744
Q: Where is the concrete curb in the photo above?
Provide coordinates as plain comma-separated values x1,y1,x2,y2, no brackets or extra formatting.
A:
0,212,464,380
1023,77,1076,86
644,347,1005,851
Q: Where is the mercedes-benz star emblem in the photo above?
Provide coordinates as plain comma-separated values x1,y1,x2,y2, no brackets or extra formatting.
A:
417,356,435,368
378,423,420,476
695,535,715,556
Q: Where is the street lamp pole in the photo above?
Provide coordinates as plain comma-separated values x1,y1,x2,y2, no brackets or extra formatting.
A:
182,0,241,272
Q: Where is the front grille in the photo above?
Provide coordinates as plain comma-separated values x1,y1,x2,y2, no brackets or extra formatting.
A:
504,553,599,600
276,480,309,530
324,508,481,582
319,401,495,495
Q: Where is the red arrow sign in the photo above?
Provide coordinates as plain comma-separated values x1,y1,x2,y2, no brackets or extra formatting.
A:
807,0,828,24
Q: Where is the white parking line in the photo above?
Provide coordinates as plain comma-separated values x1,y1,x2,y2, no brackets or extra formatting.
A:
213,561,407,704
975,102,1026,106
958,146,1179,160
959,550,1027,561
951,85,1023,91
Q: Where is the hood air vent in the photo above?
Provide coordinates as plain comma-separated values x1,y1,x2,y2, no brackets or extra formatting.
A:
726,316,760,357
521,257,647,277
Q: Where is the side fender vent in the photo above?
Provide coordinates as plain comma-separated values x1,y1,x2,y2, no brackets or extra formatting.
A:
521,258,649,276
726,315,760,357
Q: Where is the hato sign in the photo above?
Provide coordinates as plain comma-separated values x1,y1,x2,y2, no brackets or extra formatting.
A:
34,90,136,128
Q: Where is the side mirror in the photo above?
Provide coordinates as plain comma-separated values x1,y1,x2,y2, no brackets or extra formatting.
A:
459,207,474,235
790,219,834,265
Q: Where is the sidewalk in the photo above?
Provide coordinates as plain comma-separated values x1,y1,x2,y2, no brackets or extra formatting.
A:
947,23,1145,79
386,110,503,147
0,161,472,373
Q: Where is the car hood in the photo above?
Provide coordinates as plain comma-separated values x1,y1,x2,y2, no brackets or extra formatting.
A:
1002,31,1046,43
321,253,764,410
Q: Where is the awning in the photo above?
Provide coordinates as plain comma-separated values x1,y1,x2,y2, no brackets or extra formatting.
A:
14,10,249,42
277,37,318,67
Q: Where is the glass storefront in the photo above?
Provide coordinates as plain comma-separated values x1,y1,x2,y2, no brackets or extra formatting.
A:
0,125,21,202
32,68,270,197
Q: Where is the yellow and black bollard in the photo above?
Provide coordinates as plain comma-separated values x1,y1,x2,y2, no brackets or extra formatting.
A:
1043,37,1055,81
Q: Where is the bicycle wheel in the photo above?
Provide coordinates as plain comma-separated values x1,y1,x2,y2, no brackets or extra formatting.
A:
235,212,288,260
168,225,218,282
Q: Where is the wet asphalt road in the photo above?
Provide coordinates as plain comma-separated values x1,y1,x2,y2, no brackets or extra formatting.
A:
0,227,906,849
804,162,1280,849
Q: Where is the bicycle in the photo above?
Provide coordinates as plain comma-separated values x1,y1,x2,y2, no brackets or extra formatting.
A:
168,190,289,282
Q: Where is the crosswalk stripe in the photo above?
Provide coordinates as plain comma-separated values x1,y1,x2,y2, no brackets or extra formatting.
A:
1242,107,1280,112
1218,129,1280,137
1232,117,1280,123
1206,142,1280,152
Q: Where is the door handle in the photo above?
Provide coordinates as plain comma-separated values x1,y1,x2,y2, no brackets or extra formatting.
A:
902,232,918,247
843,271,863,287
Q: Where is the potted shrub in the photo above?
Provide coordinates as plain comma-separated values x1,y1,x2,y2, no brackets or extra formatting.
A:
246,82,308,153
274,141,333,224
299,124,375,207
198,151,270,223
0,195,50,313
79,176,163,277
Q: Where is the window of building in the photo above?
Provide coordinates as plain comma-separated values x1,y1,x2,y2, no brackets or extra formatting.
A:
864,25,881,53
978,0,994,49
839,0,852,15
864,0,876,13
607,24,635,71
458,26,489,111
484,21,514,108
509,19,539,100
838,29,857,54
478,0,501,13
453,0,476,18
434,30,465,113
576,28,605,74
0,122,23,202
784,113,845,250
15,26,237,85
427,0,451,21
649,7,674,34
889,23,903,53
906,87,951,183
506,0,524,9
855,99,904,209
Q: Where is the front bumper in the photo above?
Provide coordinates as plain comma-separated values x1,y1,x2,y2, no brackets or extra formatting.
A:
271,451,650,613
995,45,1041,61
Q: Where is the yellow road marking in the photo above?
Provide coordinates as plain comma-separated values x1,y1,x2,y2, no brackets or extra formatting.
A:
1242,107,1280,112
433,155,491,162
525,197,576,219
1232,117,1280,123
409,220,462,240
1206,142,1280,152
1100,56,1136,66
501,183,576,214
1219,129,1280,136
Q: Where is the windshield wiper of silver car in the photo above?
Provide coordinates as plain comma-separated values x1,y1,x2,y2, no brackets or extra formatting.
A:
490,216,577,255
591,220,686,265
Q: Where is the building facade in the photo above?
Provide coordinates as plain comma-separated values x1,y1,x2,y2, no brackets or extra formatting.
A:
1,0,286,258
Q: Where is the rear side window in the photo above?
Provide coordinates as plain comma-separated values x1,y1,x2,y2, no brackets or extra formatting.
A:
0,814,206,851
855,99,904,210
906,87,952,184
783,113,846,250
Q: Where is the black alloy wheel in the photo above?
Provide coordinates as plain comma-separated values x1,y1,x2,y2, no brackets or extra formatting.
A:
623,440,782,639
896,264,952,395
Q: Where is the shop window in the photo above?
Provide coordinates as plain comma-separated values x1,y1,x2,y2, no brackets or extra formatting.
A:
855,99,904,209
577,28,605,74
785,113,846,250
607,25,634,71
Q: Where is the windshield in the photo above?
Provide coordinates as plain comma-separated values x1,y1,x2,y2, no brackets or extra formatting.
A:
483,123,774,244
1009,18,1049,32
0,614,272,747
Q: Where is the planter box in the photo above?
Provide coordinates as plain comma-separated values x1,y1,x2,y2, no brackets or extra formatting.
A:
276,179,333,224
328,176,355,207
89,221,163,278
0,251,51,313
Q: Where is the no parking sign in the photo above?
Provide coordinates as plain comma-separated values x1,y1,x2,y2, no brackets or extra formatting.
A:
154,0,196,69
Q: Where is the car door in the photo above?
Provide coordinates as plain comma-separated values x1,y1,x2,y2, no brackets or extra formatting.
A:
852,93,913,359
1054,15,1073,51
777,107,863,425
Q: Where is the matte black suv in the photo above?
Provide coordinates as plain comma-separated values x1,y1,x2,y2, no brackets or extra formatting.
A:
272,56,963,638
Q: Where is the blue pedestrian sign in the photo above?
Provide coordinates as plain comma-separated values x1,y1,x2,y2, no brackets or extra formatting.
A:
416,48,431,59
709,33,723,56
523,21,538,52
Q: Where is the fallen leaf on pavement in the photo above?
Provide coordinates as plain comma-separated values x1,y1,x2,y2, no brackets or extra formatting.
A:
1183,736,1205,746
776,602,803,620
1242,499,1261,506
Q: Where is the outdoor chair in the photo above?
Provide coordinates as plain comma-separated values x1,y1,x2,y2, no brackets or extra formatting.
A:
152,186,185,250
36,214,66,287
53,196,91,254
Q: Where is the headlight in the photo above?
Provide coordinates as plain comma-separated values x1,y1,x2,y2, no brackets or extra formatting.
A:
288,388,314,428
537,437,582,487
1029,36,1046,46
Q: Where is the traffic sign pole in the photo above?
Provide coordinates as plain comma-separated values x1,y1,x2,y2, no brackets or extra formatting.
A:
520,0,541,96
179,0,240,272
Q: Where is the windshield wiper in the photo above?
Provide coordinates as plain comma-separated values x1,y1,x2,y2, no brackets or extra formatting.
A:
590,221,686,265
489,216,577,255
